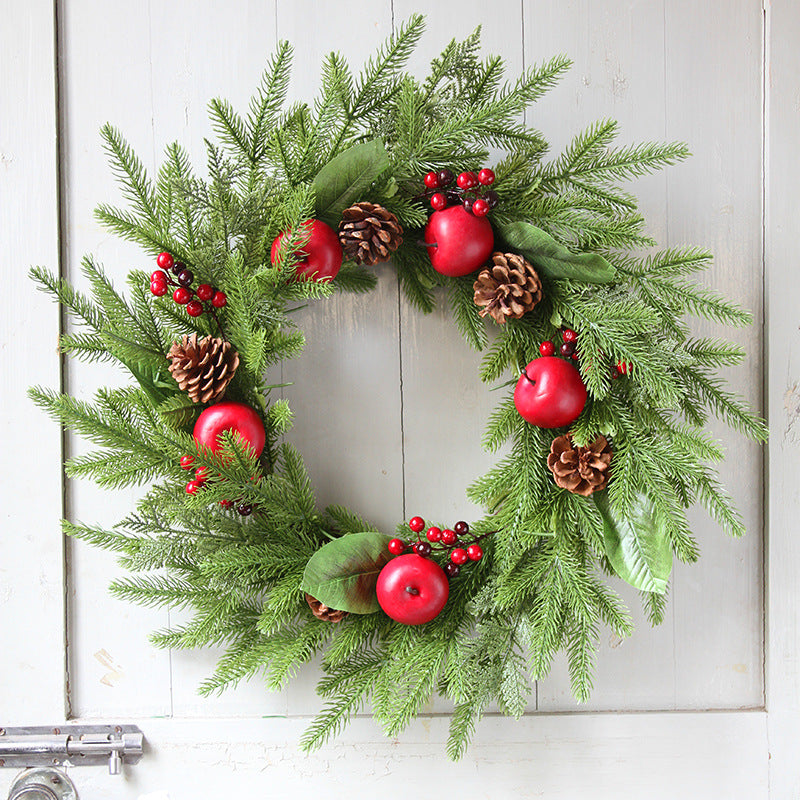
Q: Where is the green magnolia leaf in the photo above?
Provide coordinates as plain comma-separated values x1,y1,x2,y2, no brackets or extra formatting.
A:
499,221,617,283
312,139,390,226
301,531,394,614
595,492,672,593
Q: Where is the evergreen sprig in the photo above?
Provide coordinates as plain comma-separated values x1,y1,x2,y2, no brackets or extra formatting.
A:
30,18,765,759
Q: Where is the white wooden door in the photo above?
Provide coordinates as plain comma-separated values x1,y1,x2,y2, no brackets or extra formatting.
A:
2,1,798,797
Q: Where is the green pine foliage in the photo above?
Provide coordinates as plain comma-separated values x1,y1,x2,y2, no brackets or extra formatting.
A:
30,16,766,759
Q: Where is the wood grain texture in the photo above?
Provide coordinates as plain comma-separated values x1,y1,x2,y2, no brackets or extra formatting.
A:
765,0,800,795
0,0,66,721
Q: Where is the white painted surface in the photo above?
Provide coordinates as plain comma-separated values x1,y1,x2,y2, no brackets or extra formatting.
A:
0,0,65,722
3,0,798,797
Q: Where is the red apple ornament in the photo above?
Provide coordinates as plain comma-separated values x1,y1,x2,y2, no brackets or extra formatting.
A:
424,205,494,277
376,554,449,625
193,401,266,457
514,356,587,428
270,219,343,282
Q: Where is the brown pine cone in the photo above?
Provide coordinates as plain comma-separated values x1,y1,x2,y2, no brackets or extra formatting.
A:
338,202,403,266
305,593,348,623
167,334,240,404
547,434,612,496
473,252,543,324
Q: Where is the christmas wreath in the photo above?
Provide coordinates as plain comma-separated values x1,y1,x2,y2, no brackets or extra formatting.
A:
31,16,766,758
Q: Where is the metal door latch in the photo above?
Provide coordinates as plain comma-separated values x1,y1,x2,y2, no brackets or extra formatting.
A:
0,726,143,776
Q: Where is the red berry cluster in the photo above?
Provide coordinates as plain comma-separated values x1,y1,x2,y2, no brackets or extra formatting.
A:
388,516,488,579
539,328,580,361
180,454,253,516
422,168,498,217
150,252,227,318
539,329,633,378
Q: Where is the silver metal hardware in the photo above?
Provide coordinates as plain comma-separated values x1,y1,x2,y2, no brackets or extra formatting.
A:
0,726,143,776
7,768,78,800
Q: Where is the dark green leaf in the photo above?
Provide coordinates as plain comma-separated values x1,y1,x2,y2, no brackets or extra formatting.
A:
595,492,672,593
499,221,617,283
312,140,390,226
301,531,393,614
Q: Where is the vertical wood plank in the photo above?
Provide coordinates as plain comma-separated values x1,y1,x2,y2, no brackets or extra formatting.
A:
663,0,763,711
0,0,66,721
59,0,172,717
525,0,764,711
765,0,800,795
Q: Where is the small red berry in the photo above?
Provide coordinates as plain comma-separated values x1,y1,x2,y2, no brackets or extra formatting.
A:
414,541,433,558
472,198,489,217
467,544,483,561
186,300,203,317
186,480,201,495
426,526,442,543
456,172,473,189
430,192,447,211
177,269,194,287
438,169,454,186
171,261,186,276
454,520,469,536
194,467,209,485
173,287,192,305
211,291,227,308
157,252,174,270
409,516,425,533
150,281,168,297
219,499,234,509
196,284,214,301
539,340,556,357
441,529,458,546
571,352,580,360
444,562,460,578
388,538,406,555
562,328,578,343
478,168,495,186
617,361,631,374
451,548,468,565
180,454,195,470
560,341,577,357
151,270,168,282
424,171,440,189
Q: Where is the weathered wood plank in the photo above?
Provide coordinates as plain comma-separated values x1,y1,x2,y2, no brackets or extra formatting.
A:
25,712,767,800
765,0,800,795
0,0,65,722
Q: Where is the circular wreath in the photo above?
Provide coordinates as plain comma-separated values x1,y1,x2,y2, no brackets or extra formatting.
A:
32,16,766,758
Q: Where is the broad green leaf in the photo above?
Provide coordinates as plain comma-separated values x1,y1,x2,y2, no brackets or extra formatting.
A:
595,492,672,593
312,140,390,226
499,221,617,283
301,531,393,614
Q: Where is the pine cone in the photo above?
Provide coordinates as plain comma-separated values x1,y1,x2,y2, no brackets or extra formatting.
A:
305,593,348,623
338,202,403,265
547,434,612,496
167,334,240,404
473,252,543,324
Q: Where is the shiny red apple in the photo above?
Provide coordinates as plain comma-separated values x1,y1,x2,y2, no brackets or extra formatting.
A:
193,401,266,457
270,219,343,282
376,554,449,625
513,356,587,428
424,205,494,277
